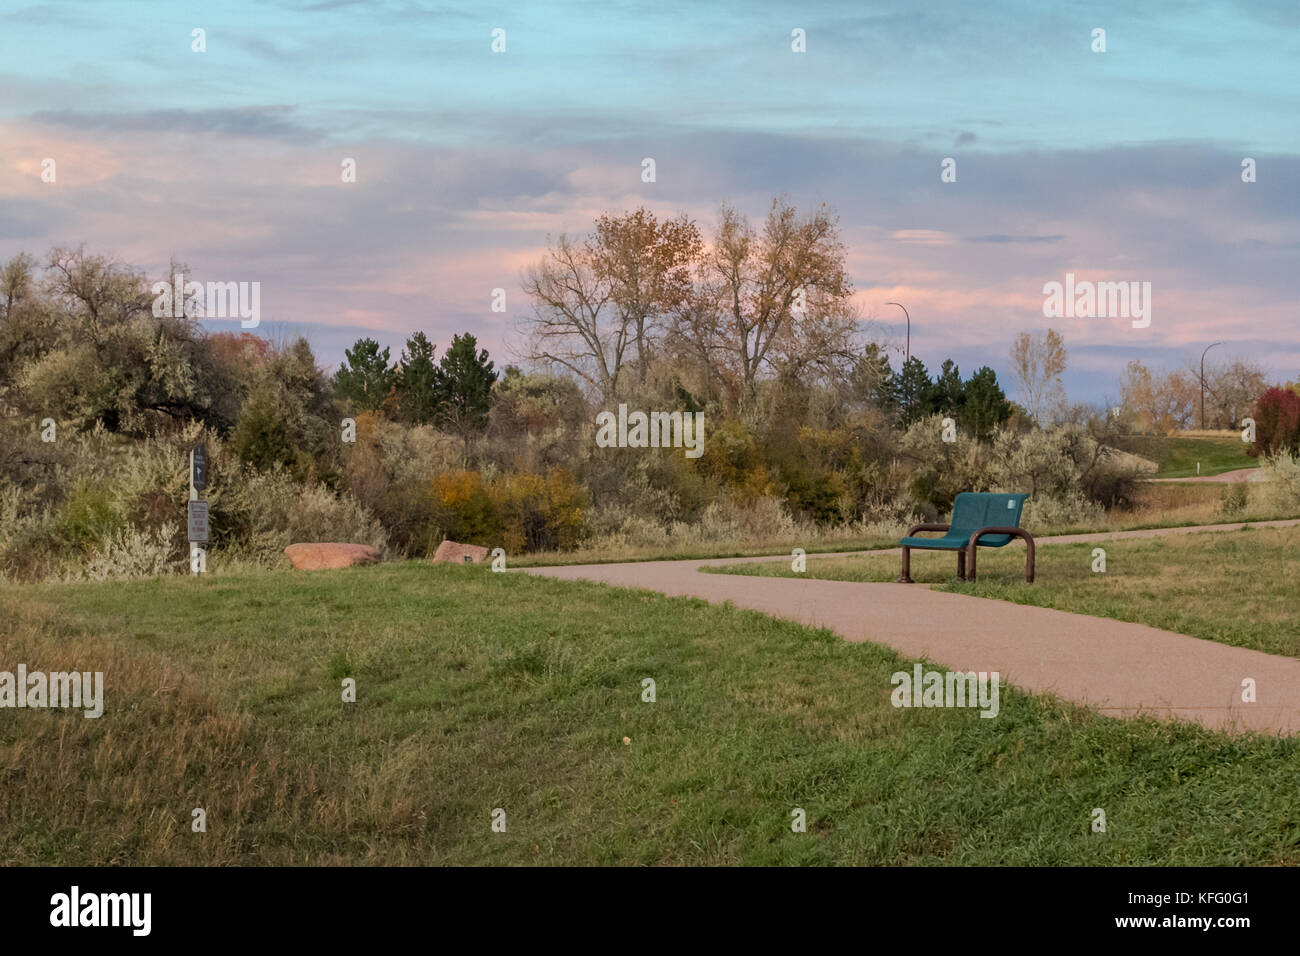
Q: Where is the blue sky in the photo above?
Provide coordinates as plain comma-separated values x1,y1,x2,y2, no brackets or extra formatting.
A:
2,0,1298,401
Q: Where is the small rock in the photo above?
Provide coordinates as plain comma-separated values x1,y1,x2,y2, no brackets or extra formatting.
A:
284,542,381,570
432,540,490,565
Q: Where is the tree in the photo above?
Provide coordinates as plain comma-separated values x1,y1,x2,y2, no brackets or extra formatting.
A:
1196,357,1267,429
13,250,214,433
521,234,619,400
522,208,701,402
1009,329,1068,425
395,332,439,425
846,342,897,416
960,366,1012,442
895,357,933,427
1248,387,1300,457
334,338,395,412
929,359,965,416
0,253,55,389
436,333,497,451
230,385,297,472
589,209,701,387
686,198,857,410
1119,359,1196,433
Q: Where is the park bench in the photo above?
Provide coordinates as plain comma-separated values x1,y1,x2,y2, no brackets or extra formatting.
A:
896,492,1034,583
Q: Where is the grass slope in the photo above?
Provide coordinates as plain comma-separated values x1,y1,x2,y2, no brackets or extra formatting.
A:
1120,433,1256,478
2,561,1298,865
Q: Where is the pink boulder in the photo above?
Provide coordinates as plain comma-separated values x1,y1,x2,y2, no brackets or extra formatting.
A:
432,540,490,565
284,542,381,570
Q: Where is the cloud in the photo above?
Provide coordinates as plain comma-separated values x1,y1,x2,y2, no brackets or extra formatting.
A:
26,106,321,142
966,234,1065,244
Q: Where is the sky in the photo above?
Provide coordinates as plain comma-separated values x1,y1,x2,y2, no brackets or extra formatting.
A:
1,0,1298,404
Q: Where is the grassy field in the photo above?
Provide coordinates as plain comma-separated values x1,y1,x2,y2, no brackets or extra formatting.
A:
708,524,1300,658
2,560,1299,865
1119,431,1256,478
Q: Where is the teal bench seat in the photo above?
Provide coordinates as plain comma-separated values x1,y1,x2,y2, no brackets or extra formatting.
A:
896,492,1035,583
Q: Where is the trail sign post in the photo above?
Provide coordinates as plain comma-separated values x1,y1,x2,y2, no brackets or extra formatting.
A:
191,444,208,492
187,501,210,543
188,444,208,575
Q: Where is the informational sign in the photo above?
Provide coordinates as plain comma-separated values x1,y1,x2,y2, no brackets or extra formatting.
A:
191,444,208,491
187,500,210,543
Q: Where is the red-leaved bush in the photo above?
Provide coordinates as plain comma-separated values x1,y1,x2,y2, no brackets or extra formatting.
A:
1248,386,1300,457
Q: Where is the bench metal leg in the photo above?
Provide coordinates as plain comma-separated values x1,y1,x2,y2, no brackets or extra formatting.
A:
967,529,1036,583
897,546,913,583
956,549,966,580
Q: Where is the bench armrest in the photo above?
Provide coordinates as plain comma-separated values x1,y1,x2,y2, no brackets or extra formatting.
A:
905,522,950,537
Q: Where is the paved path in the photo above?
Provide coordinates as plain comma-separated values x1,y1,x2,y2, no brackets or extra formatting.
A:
1146,467,1263,483
525,520,1300,735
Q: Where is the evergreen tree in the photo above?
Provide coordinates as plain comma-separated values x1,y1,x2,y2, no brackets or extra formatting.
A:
929,359,965,416
395,331,439,425
333,338,396,412
896,356,933,427
960,365,1013,442
436,333,498,446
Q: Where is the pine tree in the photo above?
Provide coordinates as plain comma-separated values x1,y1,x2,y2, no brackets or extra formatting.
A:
960,366,1013,442
896,356,933,427
395,331,439,425
436,333,498,448
334,338,396,412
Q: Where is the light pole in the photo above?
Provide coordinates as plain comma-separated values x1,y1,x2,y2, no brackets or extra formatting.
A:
1199,341,1222,430
885,301,910,366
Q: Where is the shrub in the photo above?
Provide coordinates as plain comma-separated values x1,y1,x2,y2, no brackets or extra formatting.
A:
431,470,499,545
1248,387,1300,457
56,481,123,549
1259,452,1300,514
1219,483,1248,517
73,524,180,582
1021,490,1104,530
494,467,587,553
219,468,388,564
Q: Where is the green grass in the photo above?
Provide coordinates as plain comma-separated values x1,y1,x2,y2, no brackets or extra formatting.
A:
1119,432,1256,478
708,524,1300,657
2,560,1299,865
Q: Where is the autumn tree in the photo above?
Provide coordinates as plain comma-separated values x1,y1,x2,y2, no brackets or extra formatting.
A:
1009,329,1068,425
1118,359,1197,432
684,198,856,412
522,208,701,401
1193,356,1267,429
589,209,701,387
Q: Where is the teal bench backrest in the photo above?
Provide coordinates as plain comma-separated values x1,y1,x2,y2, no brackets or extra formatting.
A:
950,493,1029,547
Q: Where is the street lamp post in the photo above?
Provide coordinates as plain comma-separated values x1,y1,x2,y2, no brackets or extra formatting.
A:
1199,341,1222,430
885,301,910,366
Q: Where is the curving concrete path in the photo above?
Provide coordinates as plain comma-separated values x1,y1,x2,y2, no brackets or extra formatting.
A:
1146,467,1263,483
524,520,1300,735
